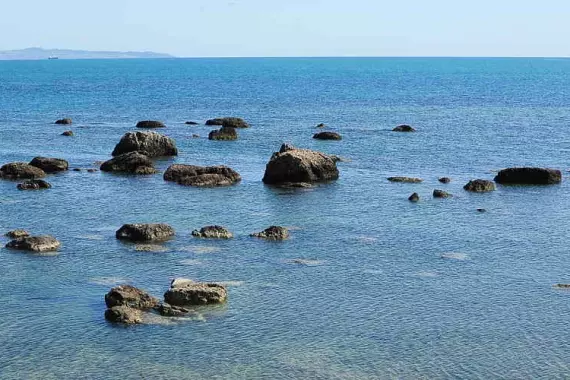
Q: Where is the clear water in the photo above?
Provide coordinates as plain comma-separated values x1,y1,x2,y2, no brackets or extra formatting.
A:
1,58,570,379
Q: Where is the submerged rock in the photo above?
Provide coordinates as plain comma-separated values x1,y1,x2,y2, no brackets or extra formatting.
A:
5,229,30,239
494,167,562,185
433,189,452,198
61,130,74,136
438,177,451,183
205,117,249,128
116,223,175,242
208,126,238,141
29,157,69,173
17,179,52,190
250,226,289,240
164,279,228,306
104,306,142,324
105,284,160,309
408,193,420,202
387,176,423,183
393,125,416,132
464,179,495,192
136,120,166,129
164,164,241,187
156,303,191,317
313,131,342,140
100,152,157,174
112,131,178,157
0,162,46,179
55,118,72,125
5,235,60,252
192,226,233,239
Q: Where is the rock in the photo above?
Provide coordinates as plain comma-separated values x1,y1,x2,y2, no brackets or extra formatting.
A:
87,169,97,173
408,193,420,202
433,189,452,198
104,306,142,324
208,126,238,141
250,226,289,240
313,131,342,140
5,235,60,252
393,125,416,132
205,117,249,128
29,157,69,173
185,121,199,125
554,284,570,289
111,131,178,157
105,285,160,309
5,229,30,239
156,303,191,317
164,279,228,306
494,167,562,185
73,168,81,172
387,176,423,183
61,130,74,136
0,162,46,179
476,208,487,213
191,226,233,239
136,120,166,128
164,164,241,187
116,223,175,242
192,134,200,138
17,179,52,190
464,179,495,192
438,177,451,183
55,118,72,125
315,123,326,128
262,144,339,185
100,152,157,175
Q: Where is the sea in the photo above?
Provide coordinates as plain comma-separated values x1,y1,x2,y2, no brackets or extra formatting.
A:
0,57,569,379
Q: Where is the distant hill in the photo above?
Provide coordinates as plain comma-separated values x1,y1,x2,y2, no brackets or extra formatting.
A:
0,47,174,60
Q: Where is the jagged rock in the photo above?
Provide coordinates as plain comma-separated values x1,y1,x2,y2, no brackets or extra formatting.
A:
104,306,142,324
408,193,420,202
164,164,241,187
164,279,228,306
5,235,60,252
262,144,339,185
438,177,451,183
393,125,415,132
205,117,249,128
387,176,423,183
29,157,69,173
136,120,166,128
433,189,452,198
192,226,233,239
313,131,342,140
105,285,160,309
100,152,157,174
156,303,191,317
464,179,495,192
116,223,175,242
0,162,46,179
5,229,30,239
250,226,289,240
494,167,562,185
185,121,199,125
17,179,52,190
61,130,73,136
208,126,238,141
55,118,72,125
111,131,178,157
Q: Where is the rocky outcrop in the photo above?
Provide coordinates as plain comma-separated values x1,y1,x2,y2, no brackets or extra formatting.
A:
205,117,249,128
17,179,52,190
208,126,238,141
111,131,178,157
105,285,160,309
387,177,423,183
262,144,339,185
104,306,142,324
438,177,451,183
116,223,175,242
29,157,69,173
55,118,72,125
136,120,166,128
61,131,73,136
494,167,562,185
6,235,60,252
313,131,342,140
250,226,289,240
393,125,415,132
164,164,241,187
463,179,495,192
0,163,46,179
433,189,452,198
100,152,157,174
408,193,420,202
192,226,233,239
164,279,228,306
5,229,30,239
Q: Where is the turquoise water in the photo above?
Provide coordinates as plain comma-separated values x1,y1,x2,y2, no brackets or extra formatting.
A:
1,57,570,379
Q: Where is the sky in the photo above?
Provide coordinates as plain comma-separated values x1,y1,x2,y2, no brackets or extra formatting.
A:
0,0,569,57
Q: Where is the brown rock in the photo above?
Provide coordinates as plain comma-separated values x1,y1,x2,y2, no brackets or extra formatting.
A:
0,162,46,179
250,226,289,240
116,223,175,242
6,235,60,252
164,164,241,187
105,285,160,309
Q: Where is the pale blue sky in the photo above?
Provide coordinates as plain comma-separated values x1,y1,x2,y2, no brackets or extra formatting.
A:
1,0,569,57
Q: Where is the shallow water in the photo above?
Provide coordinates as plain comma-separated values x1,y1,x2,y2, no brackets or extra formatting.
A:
1,57,570,379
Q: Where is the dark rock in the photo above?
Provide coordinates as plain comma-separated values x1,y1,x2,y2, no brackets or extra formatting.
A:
100,152,157,175
438,177,451,184
315,123,326,128
116,223,175,242
192,225,233,239
105,285,160,309
387,176,423,183
476,208,487,213
192,134,200,138
164,164,241,187
61,130,74,136
494,167,562,185
104,306,142,324
17,179,52,190
111,131,178,157
136,120,166,128
5,229,30,239
0,162,46,179
164,279,228,306
313,131,342,140
87,169,97,173
55,118,72,125
73,168,81,172
29,157,69,173
6,235,60,252
185,121,199,125
156,303,191,317
408,193,420,202
393,125,416,132
250,226,289,240
553,284,570,289
205,117,249,128
262,144,339,185
433,189,452,198
208,126,238,141
464,179,495,192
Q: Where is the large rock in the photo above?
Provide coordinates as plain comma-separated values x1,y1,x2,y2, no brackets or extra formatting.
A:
250,226,289,240
164,279,228,306
17,179,52,190
6,235,60,252
164,164,241,187
0,163,46,179
494,167,562,185
208,126,238,141
29,157,69,173
116,223,175,242
313,131,342,140
262,144,339,185
55,118,72,125
136,120,166,128
111,131,178,157
5,229,30,239
104,306,142,324
393,125,416,132
192,225,233,239
205,117,249,128
105,285,160,309
463,179,495,192
387,176,423,183
100,152,157,174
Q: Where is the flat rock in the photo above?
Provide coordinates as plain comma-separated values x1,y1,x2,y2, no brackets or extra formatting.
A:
112,131,178,157
55,118,72,125
208,126,238,141
393,125,416,132
104,306,142,324
313,131,342,140
0,162,46,179
494,167,562,185
387,176,423,183
116,223,175,242
164,279,228,306
464,179,495,192
136,120,166,128
100,152,157,174
105,285,160,309
250,226,289,240
205,117,249,128
17,179,52,190
192,226,233,239
6,235,60,252
164,164,241,187
29,157,69,173
5,229,30,239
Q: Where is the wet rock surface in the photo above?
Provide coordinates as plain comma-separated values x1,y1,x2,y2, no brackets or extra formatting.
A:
464,179,496,192
17,179,52,190
112,131,178,157
494,167,562,185
29,157,69,173
192,226,233,239
5,235,60,252
250,226,290,240
164,279,228,306
164,164,241,187
100,152,157,174
0,162,46,179
116,223,175,242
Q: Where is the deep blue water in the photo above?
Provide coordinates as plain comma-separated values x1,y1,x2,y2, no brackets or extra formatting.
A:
1,57,570,379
